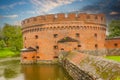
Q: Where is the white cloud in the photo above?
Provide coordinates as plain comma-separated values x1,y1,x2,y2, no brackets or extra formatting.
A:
0,1,26,9
14,21,21,26
110,11,120,15
30,0,81,14
0,14,18,19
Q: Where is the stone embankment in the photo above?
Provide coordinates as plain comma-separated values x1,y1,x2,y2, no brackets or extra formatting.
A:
59,51,120,80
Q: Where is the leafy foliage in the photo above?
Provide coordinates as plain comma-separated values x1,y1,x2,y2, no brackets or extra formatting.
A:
108,20,120,38
0,23,23,52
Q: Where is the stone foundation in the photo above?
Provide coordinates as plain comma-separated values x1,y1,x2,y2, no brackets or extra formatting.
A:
106,48,120,56
59,51,120,80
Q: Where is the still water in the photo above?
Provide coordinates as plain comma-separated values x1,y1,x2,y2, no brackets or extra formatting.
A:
0,59,73,80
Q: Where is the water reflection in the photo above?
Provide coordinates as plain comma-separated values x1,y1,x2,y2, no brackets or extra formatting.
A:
0,59,73,80
22,64,73,80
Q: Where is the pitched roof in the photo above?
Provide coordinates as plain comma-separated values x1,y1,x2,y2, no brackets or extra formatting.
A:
21,47,36,52
57,36,78,43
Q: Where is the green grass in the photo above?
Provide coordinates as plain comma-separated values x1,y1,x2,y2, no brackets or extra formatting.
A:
105,56,120,62
0,48,20,58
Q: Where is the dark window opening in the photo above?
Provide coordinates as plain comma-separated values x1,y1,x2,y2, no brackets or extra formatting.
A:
54,45,58,49
24,57,27,59
53,56,58,58
35,35,38,39
94,33,97,37
78,45,81,47
76,33,80,37
95,44,98,48
36,46,39,49
36,56,40,58
114,43,118,47
32,56,35,58
61,48,64,50
54,34,58,38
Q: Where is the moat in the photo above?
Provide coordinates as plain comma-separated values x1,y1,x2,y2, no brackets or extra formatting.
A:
0,59,73,80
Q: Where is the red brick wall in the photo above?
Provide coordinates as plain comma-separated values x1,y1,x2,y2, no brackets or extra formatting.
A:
22,13,107,60
105,38,120,49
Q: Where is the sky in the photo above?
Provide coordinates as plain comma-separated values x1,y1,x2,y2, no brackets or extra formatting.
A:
0,0,120,27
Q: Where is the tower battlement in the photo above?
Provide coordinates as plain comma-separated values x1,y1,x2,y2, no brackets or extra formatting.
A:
22,13,106,27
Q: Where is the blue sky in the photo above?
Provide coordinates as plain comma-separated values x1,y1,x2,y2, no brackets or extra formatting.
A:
0,0,120,27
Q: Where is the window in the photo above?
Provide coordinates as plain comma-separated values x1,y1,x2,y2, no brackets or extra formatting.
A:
36,46,39,49
32,56,35,58
36,56,40,58
61,48,64,50
53,56,58,58
95,44,98,48
35,35,38,39
94,33,97,37
54,45,58,49
76,33,80,37
54,34,58,38
78,45,81,47
114,43,118,47
24,57,27,59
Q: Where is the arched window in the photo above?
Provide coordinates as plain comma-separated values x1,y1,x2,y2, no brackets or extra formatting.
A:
35,35,38,39
95,44,98,49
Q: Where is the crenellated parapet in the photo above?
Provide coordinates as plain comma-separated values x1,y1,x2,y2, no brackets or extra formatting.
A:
22,13,106,28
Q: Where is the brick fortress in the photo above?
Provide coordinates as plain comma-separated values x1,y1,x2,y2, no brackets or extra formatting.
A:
21,13,120,64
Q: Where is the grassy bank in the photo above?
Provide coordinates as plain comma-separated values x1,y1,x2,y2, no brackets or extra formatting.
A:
0,48,20,58
105,56,120,62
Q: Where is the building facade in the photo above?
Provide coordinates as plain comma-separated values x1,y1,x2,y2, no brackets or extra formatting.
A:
21,13,120,63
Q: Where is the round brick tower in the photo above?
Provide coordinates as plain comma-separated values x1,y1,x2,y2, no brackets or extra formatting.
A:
21,13,106,62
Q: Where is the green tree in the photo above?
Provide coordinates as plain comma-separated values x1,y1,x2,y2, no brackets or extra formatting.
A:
0,40,6,49
2,24,23,51
108,20,120,38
